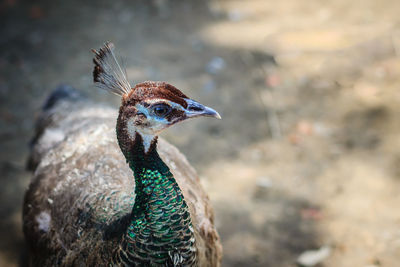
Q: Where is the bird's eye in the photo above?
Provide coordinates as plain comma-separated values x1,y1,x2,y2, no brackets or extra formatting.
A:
152,104,171,117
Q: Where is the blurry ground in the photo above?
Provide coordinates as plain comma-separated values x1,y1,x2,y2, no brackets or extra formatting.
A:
1,0,400,266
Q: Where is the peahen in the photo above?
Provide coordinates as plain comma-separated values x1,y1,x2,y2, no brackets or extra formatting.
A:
23,43,222,266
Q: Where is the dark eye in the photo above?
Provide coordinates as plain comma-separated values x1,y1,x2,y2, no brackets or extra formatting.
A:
152,104,171,117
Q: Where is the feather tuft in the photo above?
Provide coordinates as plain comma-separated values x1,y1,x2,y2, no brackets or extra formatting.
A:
92,42,131,96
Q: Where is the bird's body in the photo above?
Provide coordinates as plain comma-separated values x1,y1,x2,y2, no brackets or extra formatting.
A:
23,44,222,266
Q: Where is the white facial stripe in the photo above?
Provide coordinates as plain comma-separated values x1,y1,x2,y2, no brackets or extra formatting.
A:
140,133,155,153
126,117,155,153
126,117,137,140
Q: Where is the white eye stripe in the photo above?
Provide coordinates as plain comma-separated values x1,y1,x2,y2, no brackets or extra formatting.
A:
142,98,169,105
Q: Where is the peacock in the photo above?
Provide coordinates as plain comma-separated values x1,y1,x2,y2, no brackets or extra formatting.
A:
23,42,222,266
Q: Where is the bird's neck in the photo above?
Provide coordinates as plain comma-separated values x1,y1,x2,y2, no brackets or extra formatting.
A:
114,129,196,265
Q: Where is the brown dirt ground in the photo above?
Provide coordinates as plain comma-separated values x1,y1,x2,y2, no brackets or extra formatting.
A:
1,0,400,266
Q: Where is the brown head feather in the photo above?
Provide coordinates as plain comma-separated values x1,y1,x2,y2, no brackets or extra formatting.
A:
124,81,189,108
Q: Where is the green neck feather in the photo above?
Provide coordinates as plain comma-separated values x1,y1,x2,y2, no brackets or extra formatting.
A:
114,133,196,266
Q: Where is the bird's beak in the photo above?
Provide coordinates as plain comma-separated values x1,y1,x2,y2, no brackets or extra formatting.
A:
184,99,221,119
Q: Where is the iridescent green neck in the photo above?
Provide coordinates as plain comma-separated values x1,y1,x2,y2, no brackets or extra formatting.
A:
114,133,196,266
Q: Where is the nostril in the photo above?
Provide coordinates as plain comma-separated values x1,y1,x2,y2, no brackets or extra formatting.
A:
188,105,204,112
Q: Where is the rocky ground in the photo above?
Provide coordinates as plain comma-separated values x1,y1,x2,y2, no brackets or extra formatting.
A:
1,0,400,266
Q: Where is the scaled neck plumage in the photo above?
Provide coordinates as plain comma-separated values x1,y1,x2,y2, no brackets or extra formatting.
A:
114,118,197,266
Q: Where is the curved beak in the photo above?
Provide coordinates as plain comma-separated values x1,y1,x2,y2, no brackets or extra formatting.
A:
184,99,221,119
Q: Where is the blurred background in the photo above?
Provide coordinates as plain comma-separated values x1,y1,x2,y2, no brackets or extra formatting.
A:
1,0,400,266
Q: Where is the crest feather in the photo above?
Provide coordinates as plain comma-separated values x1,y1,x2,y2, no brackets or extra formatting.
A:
92,42,131,96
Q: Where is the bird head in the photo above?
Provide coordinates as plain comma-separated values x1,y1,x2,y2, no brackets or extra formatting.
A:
120,81,220,137
92,42,220,153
